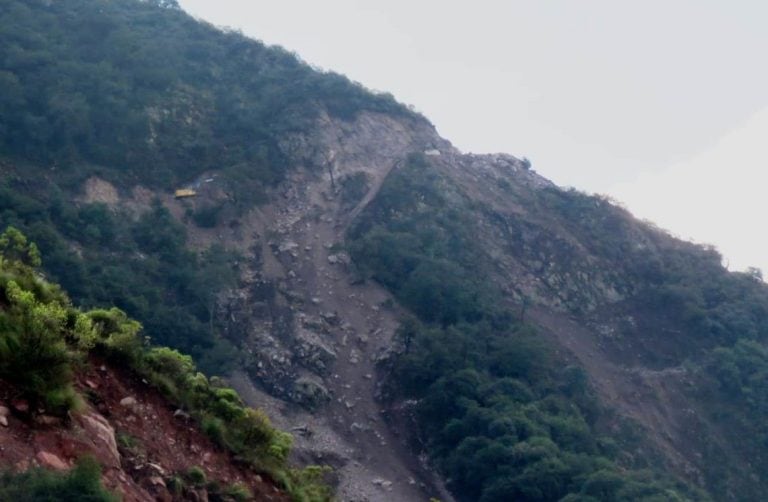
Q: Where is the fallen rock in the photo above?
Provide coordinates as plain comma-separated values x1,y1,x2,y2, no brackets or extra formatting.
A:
12,399,29,413
0,416,8,427
173,409,191,421
0,405,9,417
320,311,339,324
372,477,393,489
36,451,68,471
291,376,331,408
148,476,166,487
147,462,166,476
278,240,299,253
35,415,61,427
120,396,138,407
78,412,121,468
293,327,337,374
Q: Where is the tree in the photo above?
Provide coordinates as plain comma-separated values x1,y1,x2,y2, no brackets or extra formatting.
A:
0,226,41,268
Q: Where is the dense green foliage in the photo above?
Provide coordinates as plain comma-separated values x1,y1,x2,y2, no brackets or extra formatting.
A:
0,0,422,376
348,156,699,501
540,188,768,355
524,188,768,500
0,228,330,501
0,0,416,190
0,180,240,373
0,227,92,411
98,317,331,501
0,457,116,502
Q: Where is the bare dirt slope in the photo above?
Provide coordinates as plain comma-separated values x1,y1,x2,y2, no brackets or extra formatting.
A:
0,359,288,502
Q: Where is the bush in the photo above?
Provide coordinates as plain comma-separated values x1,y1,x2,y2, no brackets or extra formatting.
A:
225,483,252,501
186,466,207,487
0,456,116,501
0,278,76,412
192,204,223,228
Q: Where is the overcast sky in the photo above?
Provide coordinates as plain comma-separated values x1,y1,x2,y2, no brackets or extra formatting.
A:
179,0,768,273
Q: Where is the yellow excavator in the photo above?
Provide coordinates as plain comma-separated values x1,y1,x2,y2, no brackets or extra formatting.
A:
174,188,197,199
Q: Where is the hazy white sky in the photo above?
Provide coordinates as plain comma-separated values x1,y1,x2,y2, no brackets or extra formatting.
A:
178,0,768,272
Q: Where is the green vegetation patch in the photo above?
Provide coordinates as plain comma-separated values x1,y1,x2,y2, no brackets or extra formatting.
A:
0,227,331,501
0,0,418,191
347,154,703,501
0,457,116,502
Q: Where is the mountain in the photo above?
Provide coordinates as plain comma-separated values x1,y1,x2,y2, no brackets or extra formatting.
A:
2,0,768,501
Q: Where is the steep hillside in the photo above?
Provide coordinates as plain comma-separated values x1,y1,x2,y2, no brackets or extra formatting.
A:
2,1,768,501
0,228,328,501
348,149,768,500
0,0,423,370
0,357,292,501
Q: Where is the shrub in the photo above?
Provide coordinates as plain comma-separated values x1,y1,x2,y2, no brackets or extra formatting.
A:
225,483,252,501
0,279,76,412
186,466,207,487
192,204,223,228
0,456,116,501
202,415,227,447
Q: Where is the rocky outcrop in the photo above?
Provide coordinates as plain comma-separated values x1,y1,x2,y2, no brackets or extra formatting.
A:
76,412,121,469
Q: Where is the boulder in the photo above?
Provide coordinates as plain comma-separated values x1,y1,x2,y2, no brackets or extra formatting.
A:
291,376,331,408
278,240,299,253
77,412,121,468
293,327,337,374
35,415,61,427
173,409,191,421
36,451,68,471
120,396,138,408
12,399,29,413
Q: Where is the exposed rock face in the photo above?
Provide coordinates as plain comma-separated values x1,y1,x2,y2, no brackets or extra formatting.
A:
66,108,731,500
77,412,121,469
192,108,723,501
291,376,331,408
116,108,676,500
82,177,120,206
202,112,457,502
